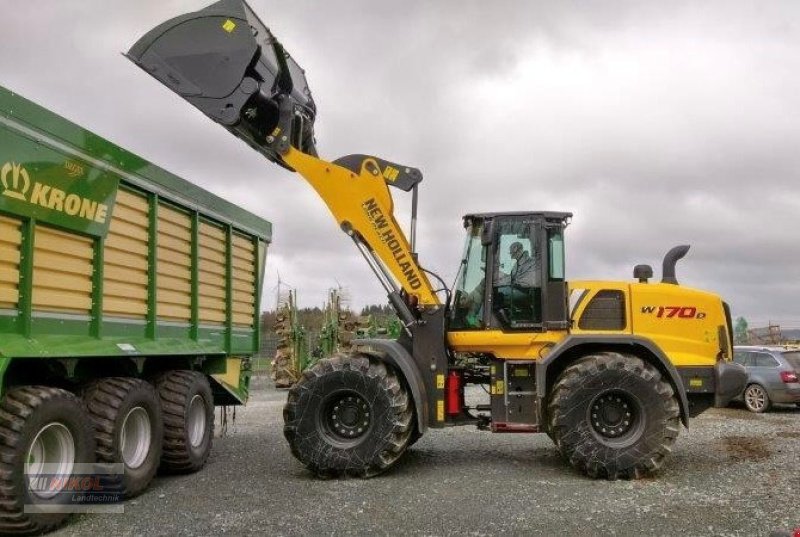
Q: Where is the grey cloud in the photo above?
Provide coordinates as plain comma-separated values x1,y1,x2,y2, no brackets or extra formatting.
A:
1,1,799,325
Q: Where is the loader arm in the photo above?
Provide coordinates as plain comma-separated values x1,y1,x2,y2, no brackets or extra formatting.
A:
281,147,439,307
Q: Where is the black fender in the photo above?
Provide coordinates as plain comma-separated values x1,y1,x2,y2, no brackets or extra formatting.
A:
352,339,429,434
535,335,691,428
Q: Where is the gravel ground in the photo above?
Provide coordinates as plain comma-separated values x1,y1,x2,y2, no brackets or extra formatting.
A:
54,378,799,537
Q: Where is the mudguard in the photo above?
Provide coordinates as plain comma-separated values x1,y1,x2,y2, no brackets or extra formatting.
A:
536,335,692,427
352,339,429,434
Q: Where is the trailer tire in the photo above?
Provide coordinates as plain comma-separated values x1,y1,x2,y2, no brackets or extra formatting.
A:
283,353,414,478
548,352,680,480
83,378,163,497
155,371,214,474
0,386,96,535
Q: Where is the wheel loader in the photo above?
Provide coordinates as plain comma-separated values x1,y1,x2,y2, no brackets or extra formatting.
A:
128,0,747,480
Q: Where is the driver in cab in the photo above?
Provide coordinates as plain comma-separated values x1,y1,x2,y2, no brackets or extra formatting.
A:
461,241,539,319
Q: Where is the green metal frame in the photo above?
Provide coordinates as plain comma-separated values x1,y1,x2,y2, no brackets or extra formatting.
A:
0,85,273,405
147,193,159,340
17,218,34,339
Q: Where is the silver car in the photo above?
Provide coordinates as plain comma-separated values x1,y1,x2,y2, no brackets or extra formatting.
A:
733,345,800,412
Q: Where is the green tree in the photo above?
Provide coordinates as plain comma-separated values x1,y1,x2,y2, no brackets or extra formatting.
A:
734,317,749,345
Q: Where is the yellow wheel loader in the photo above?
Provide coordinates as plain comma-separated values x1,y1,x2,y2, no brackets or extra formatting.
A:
128,0,747,480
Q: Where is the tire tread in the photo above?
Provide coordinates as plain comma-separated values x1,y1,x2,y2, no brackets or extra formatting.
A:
155,371,213,473
284,352,414,478
548,352,681,480
0,386,91,535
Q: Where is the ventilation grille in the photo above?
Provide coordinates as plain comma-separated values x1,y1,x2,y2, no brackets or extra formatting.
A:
198,221,227,325
0,216,21,309
156,204,192,321
103,189,149,318
32,225,94,314
231,234,255,327
578,290,626,330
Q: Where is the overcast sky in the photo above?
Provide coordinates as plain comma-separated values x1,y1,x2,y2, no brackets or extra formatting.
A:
2,1,799,327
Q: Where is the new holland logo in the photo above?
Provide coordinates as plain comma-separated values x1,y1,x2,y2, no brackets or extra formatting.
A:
0,160,109,224
0,162,30,201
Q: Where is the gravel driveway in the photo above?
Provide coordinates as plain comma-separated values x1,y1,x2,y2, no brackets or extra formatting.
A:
55,378,800,537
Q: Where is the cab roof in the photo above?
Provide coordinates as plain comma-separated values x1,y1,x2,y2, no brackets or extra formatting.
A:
462,211,572,226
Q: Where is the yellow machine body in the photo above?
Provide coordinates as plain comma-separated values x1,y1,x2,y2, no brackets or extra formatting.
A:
448,281,730,367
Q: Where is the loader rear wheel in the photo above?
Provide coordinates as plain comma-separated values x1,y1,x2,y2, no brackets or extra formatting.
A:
155,371,214,474
0,386,95,535
548,352,680,480
283,353,414,478
83,378,163,497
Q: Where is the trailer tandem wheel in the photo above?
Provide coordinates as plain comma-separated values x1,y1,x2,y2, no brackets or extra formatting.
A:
155,371,214,473
0,386,95,535
83,377,163,497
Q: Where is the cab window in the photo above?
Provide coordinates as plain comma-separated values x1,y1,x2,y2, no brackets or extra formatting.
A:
491,219,541,328
450,224,487,330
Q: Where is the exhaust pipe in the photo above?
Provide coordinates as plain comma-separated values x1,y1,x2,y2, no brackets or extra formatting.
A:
127,0,316,168
661,245,690,285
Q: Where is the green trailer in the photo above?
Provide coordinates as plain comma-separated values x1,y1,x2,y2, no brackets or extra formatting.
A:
0,85,270,533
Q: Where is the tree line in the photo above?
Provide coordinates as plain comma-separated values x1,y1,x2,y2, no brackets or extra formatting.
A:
260,304,398,334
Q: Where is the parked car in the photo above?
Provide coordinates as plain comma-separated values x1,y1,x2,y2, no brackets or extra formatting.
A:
733,346,800,412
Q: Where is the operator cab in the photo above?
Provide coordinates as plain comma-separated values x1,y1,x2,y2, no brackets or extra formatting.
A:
450,212,572,332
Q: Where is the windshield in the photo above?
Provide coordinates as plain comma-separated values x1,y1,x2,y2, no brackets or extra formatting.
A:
450,223,487,330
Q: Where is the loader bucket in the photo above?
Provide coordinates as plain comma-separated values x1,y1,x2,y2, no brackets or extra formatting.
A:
127,0,316,166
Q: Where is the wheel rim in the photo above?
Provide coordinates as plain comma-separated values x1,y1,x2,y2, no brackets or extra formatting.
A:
745,386,767,411
121,407,152,469
187,395,207,448
321,391,372,445
588,390,645,446
26,422,75,499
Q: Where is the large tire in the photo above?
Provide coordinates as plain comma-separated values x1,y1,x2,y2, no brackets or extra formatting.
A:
743,383,771,413
407,428,423,448
548,352,680,480
0,386,95,535
283,353,414,478
83,378,163,497
155,371,214,473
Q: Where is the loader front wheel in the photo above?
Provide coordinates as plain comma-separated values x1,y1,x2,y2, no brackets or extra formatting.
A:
548,352,680,480
283,353,414,478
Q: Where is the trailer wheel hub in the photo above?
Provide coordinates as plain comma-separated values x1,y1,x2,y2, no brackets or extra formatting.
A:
26,423,76,499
